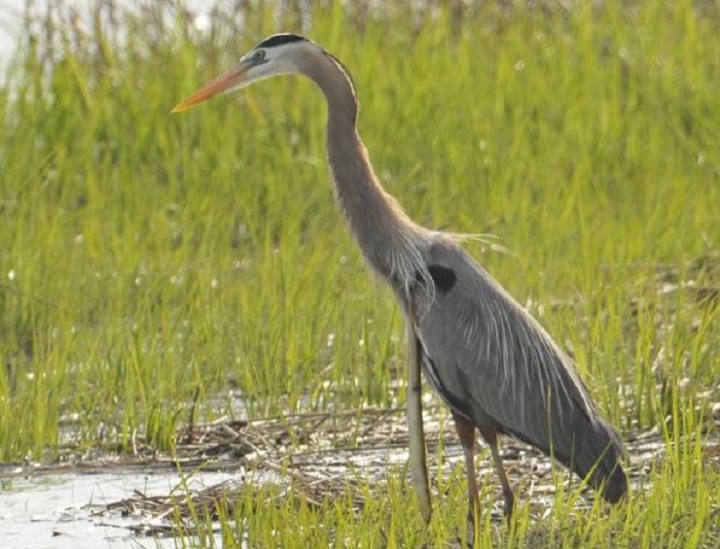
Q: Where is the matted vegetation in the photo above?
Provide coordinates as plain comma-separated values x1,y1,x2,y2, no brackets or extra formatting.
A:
0,0,719,547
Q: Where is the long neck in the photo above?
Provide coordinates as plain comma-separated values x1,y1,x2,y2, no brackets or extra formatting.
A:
300,51,430,290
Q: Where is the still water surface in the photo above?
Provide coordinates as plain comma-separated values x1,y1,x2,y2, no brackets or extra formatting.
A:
0,470,233,549
0,0,212,71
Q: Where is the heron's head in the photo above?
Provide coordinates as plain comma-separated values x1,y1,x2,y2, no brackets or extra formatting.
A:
172,33,316,112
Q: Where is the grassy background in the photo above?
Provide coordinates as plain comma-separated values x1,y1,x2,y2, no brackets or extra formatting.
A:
1,0,719,546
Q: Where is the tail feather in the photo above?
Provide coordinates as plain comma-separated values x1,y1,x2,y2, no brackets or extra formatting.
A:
566,415,628,503
503,410,628,503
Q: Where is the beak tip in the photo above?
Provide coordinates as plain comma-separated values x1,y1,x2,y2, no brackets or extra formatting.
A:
171,66,247,116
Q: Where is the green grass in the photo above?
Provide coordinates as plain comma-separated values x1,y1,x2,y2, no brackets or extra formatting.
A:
1,0,719,546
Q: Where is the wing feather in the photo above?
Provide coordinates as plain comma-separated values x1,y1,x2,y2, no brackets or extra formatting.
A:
412,238,627,501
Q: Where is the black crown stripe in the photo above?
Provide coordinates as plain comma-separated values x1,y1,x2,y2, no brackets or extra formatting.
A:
256,34,307,48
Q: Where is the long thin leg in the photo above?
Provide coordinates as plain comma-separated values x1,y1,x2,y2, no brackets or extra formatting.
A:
406,301,432,524
478,425,515,521
453,414,480,546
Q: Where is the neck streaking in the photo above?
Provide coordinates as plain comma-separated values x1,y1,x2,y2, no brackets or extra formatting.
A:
300,50,431,291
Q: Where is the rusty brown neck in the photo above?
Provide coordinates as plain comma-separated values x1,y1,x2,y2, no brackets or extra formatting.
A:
298,51,429,290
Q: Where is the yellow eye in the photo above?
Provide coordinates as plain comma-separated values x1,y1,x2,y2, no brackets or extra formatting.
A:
255,50,266,61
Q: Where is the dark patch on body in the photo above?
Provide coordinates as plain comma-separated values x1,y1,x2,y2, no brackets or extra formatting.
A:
427,264,457,294
256,33,307,48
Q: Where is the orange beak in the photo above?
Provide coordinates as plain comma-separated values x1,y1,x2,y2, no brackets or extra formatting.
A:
172,63,250,113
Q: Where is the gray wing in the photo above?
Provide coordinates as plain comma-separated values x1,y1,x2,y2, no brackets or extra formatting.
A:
412,238,626,501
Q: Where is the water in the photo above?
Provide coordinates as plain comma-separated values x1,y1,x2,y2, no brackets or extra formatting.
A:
0,1,22,69
0,0,212,73
0,469,233,549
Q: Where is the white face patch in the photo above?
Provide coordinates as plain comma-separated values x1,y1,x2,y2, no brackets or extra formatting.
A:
237,40,319,88
245,46,295,81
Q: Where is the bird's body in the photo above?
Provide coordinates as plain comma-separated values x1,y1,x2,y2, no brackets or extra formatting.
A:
411,238,627,503
173,33,628,531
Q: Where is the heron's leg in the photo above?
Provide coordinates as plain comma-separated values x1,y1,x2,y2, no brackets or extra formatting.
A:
452,414,480,544
406,303,432,524
478,426,515,521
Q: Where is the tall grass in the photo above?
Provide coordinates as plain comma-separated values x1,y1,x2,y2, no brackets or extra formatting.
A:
0,0,719,545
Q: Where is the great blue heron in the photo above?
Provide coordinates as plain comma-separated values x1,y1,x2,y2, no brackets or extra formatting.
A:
173,33,628,532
